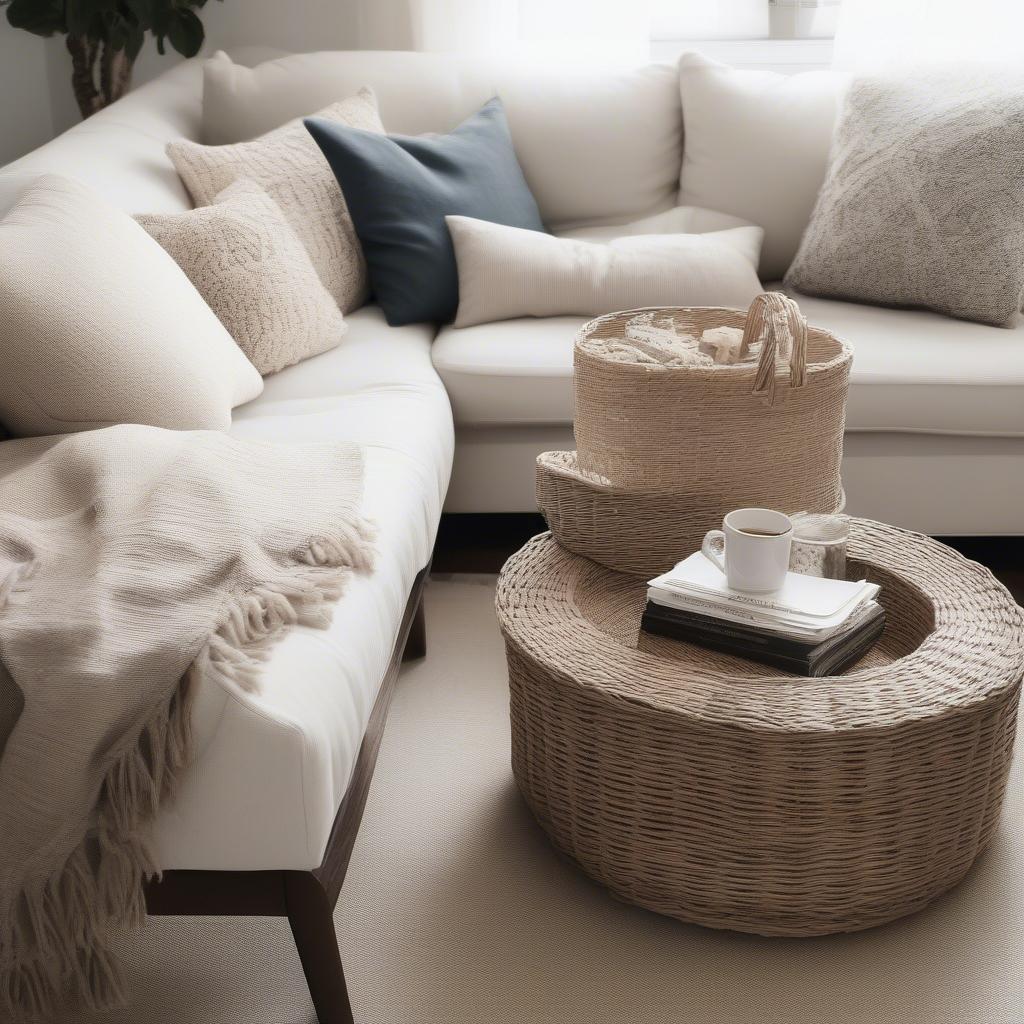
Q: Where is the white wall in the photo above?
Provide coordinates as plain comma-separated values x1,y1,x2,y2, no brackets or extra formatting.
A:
0,24,56,165
2,0,371,165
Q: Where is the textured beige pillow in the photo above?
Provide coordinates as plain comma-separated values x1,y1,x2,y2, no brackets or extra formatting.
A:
786,70,1024,327
447,215,764,328
167,89,383,313
136,180,346,376
0,175,262,437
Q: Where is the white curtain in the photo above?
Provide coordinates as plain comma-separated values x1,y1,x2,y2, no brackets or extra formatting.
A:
363,0,652,63
409,0,519,53
833,0,1024,69
515,0,652,63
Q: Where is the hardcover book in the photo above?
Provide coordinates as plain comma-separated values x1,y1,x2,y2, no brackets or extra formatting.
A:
640,600,886,677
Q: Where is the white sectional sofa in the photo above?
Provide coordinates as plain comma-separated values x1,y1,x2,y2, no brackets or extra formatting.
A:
0,44,1021,1024
0,53,456,1024
3,49,1021,538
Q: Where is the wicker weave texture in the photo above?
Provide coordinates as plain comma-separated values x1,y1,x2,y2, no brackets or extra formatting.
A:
542,295,851,576
496,522,1024,937
573,295,851,495
536,449,846,578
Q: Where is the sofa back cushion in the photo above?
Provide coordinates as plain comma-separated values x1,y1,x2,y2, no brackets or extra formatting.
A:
0,60,204,221
202,50,682,229
677,53,849,280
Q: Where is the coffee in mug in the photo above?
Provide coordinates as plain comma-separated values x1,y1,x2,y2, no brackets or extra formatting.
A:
701,508,793,593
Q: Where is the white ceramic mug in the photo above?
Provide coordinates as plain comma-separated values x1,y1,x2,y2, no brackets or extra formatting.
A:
701,508,793,593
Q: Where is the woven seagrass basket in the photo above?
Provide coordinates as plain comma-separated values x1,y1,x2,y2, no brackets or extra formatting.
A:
538,292,852,577
497,524,1024,937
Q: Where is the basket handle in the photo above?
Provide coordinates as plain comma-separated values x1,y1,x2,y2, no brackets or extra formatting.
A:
739,292,808,403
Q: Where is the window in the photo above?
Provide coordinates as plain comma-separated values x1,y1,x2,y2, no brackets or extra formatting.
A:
767,0,842,39
651,0,841,69
653,0,841,40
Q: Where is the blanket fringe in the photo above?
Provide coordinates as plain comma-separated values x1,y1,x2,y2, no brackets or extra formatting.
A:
0,520,375,1020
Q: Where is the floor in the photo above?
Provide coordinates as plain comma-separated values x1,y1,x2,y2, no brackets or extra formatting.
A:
65,573,1023,1024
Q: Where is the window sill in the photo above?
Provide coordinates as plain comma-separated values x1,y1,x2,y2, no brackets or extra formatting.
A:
651,37,834,72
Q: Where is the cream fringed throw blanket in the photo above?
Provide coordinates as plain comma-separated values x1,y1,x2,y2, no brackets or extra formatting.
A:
0,425,375,1020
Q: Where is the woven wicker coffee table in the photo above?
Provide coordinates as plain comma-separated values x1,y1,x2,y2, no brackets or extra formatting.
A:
496,520,1024,937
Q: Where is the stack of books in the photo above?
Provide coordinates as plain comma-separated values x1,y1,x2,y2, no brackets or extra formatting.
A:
643,553,885,677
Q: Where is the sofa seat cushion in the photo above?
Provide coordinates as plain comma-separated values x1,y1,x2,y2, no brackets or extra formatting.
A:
150,306,454,871
789,292,1024,437
432,315,584,427
432,298,1024,436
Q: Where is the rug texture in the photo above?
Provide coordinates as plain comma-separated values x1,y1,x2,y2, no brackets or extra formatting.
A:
35,577,1024,1024
0,424,374,1020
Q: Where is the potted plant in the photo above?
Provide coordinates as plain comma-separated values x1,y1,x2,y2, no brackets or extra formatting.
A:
3,0,222,118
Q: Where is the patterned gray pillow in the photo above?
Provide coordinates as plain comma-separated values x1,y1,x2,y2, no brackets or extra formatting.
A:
786,70,1024,328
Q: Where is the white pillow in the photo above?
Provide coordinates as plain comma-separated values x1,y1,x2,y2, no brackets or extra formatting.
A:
0,175,262,437
560,205,756,243
447,215,764,328
168,89,384,313
677,53,849,280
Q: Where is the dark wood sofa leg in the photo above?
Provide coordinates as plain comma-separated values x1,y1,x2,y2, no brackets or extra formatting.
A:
402,595,426,661
146,567,431,1024
284,872,354,1024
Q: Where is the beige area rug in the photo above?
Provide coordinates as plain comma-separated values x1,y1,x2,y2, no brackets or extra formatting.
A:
60,576,1023,1024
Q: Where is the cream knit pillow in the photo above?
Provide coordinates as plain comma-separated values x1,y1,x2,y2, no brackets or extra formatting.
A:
447,215,764,328
136,180,346,376
0,175,262,437
167,89,383,313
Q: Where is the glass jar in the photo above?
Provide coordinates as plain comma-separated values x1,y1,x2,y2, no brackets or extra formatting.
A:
789,513,848,579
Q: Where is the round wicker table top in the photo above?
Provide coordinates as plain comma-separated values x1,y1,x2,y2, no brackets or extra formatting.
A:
496,519,1024,936
498,519,1023,735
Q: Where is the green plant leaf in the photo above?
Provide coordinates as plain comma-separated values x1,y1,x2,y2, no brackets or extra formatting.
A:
125,20,145,60
7,0,215,80
6,0,66,36
122,0,155,27
165,6,203,58
65,0,94,37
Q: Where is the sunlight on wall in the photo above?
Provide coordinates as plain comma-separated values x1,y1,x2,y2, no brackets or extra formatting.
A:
834,0,1024,68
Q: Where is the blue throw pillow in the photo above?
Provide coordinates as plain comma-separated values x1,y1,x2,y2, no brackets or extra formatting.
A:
305,97,546,326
